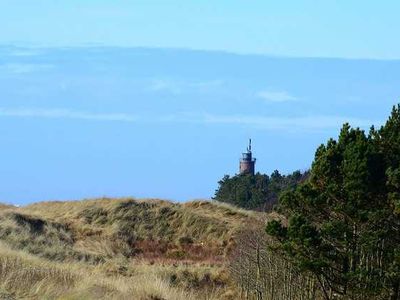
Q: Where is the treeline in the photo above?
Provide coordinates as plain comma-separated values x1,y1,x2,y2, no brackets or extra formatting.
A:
229,104,400,299
214,170,309,211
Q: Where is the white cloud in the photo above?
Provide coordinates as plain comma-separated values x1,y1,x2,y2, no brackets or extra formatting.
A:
148,79,223,95
0,63,53,74
9,49,43,57
256,90,297,103
198,113,381,132
0,107,382,132
0,108,137,122
149,79,182,94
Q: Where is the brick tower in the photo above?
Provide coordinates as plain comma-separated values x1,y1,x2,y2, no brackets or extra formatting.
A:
239,139,256,175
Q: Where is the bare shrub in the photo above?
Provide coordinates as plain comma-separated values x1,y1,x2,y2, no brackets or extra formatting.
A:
229,224,321,300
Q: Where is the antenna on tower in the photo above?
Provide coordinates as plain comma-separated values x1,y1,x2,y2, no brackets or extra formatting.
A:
248,138,252,152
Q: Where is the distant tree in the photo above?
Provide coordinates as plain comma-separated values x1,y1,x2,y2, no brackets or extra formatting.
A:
214,170,308,211
266,105,400,299
213,173,269,210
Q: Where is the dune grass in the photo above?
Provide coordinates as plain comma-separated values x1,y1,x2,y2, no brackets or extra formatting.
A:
0,242,234,299
18,198,254,262
0,198,251,299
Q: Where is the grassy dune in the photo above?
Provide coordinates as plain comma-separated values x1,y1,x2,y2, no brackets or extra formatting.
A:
0,242,235,299
0,198,260,299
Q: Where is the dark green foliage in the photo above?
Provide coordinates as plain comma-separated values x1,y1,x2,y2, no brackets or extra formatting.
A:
267,104,400,299
214,170,308,211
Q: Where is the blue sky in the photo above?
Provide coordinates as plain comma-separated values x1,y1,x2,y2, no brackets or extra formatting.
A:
0,2,399,204
1,1,400,59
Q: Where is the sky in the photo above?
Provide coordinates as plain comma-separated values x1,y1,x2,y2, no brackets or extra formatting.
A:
1,1,400,59
0,2,399,205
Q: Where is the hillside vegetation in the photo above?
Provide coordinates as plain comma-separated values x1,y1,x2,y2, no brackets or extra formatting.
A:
0,198,261,299
214,170,308,211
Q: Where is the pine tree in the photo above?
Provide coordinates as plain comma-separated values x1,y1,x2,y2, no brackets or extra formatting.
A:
267,105,400,299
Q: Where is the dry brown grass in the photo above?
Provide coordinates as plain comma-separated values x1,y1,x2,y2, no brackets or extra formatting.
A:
0,242,235,299
0,203,15,211
18,198,255,262
0,198,256,299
